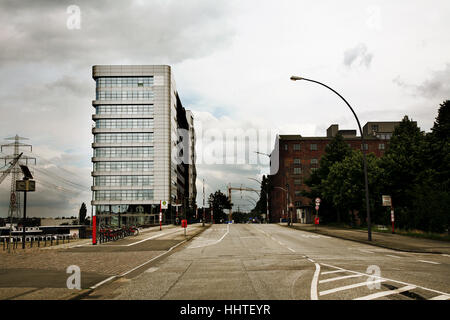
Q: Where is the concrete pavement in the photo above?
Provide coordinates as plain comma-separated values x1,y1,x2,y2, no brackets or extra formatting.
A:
85,223,450,300
0,223,208,300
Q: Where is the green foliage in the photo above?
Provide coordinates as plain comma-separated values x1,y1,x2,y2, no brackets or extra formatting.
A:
302,101,449,234
208,190,232,222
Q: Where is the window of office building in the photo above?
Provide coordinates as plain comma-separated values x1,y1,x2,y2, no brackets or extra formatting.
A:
96,90,154,101
311,158,318,165
94,175,154,187
94,190,153,201
96,77,154,88
310,144,318,151
95,133,153,143
293,144,301,151
293,167,302,174
294,158,301,165
94,147,153,158
96,105,154,115
94,161,153,172
95,118,154,129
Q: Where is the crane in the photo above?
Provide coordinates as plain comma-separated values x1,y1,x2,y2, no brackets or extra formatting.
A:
0,152,23,185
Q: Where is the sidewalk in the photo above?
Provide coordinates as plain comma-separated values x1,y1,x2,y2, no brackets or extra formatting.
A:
0,224,208,300
286,223,450,254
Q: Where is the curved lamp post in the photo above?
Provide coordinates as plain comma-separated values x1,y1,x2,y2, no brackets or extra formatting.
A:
290,76,372,241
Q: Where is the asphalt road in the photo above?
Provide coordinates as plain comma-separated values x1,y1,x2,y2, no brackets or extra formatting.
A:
86,223,450,300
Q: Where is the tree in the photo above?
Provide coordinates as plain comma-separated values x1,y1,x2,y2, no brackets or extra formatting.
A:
79,203,87,225
380,116,427,229
304,133,352,223
208,190,232,223
323,150,384,226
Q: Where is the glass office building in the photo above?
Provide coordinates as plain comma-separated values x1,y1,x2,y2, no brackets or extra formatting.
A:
91,65,196,227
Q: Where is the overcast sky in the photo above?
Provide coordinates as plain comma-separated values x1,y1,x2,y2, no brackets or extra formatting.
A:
1,0,449,217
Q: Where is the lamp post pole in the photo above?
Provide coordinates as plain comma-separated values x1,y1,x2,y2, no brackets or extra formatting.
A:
290,76,372,241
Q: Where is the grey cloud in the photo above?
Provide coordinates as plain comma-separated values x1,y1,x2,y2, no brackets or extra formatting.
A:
393,64,450,99
0,0,236,67
343,43,373,68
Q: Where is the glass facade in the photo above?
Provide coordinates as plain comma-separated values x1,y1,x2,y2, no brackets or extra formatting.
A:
96,105,154,115
94,161,153,172
95,119,153,129
96,91,154,100
95,133,153,143
94,175,154,187
96,77,154,88
94,147,153,158
94,190,153,201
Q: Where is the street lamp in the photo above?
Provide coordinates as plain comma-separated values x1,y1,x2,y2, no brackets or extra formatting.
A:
290,75,372,241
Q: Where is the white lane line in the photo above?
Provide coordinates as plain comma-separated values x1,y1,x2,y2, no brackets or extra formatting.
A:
418,260,440,265
90,276,117,290
354,285,416,300
103,228,185,247
319,274,364,284
120,239,187,277
145,267,159,273
442,254,450,258
358,249,373,254
287,247,295,252
188,224,229,249
322,270,347,275
386,254,402,259
320,262,450,297
307,258,315,263
319,280,386,296
429,294,450,300
310,263,321,300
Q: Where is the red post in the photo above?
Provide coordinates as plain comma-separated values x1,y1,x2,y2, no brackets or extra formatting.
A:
159,200,162,231
92,214,97,245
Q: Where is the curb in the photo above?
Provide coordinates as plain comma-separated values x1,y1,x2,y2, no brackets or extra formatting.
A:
284,224,444,255
67,224,211,300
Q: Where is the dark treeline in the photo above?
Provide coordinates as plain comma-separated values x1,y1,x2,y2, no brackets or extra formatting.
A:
303,100,450,234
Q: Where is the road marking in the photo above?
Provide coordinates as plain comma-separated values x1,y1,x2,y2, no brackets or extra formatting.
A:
442,254,450,258
322,270,346,275
145,267,159,273
188,224,229,249
120,239,187,277
90,275,117,290
310,263,321,300
287,247,295,252
319,274,364,284
386,254,402,259
319,279,386,296
358,249,373,254
320,262,450,298
418,260,440,265
429,294,450,300
354,285,416,300
103,228,185,247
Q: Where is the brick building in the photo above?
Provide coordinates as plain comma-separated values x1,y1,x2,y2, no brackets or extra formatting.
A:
268,121,401,223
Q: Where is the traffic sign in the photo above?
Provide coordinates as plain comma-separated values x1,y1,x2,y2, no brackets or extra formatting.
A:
315,197,321,204
161,200,168,209
382,195,391,207
315,205,319,211
314,217,320,225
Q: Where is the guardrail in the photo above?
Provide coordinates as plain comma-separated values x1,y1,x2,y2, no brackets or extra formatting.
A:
1,234,73,250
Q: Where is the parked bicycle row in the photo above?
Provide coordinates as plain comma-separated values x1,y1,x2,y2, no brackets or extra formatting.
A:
98,225,140,243
1,234,72,250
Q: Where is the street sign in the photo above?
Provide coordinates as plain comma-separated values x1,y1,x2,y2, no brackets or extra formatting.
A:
181,219,187,228
382,195,391,206
161,200,168,209
16,180,35,192
315,205,319,211
314,217,320,225
315,197,321,204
